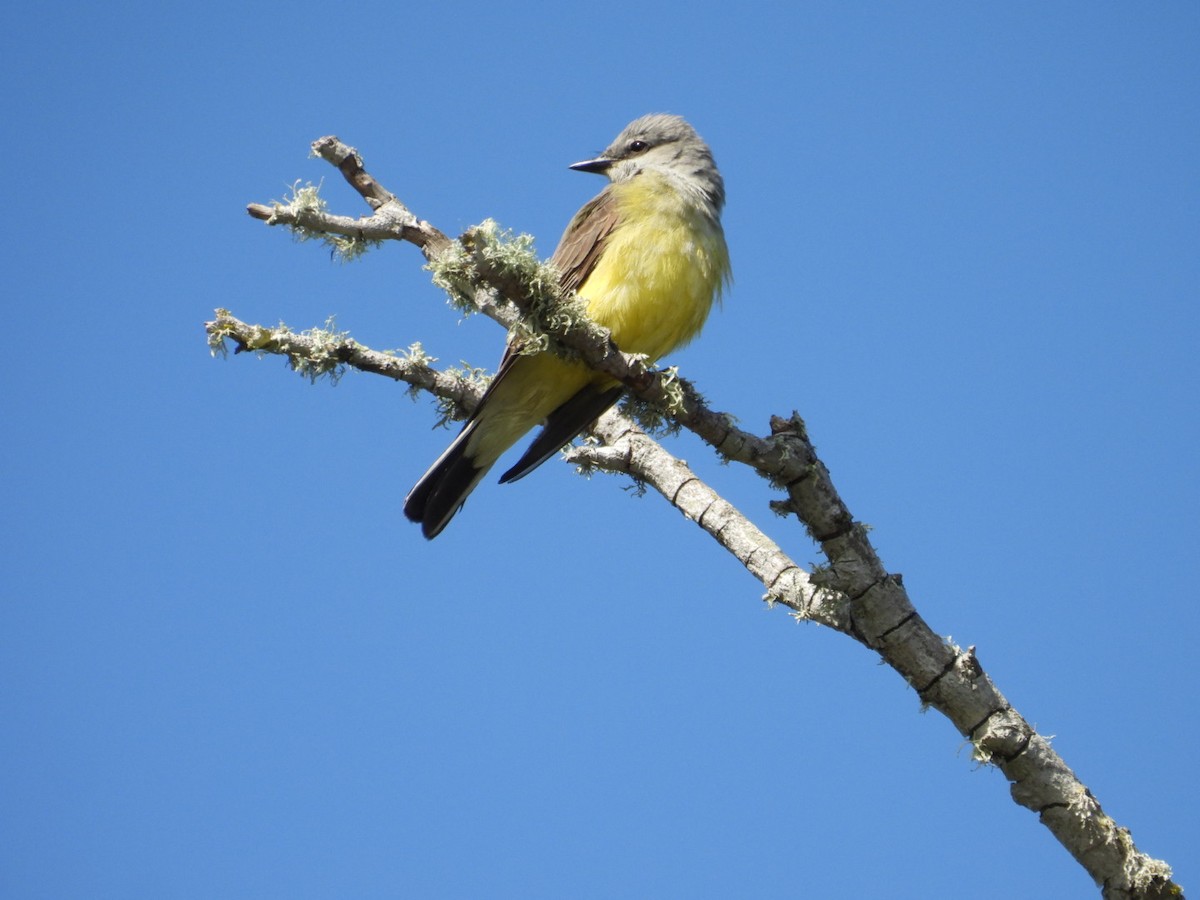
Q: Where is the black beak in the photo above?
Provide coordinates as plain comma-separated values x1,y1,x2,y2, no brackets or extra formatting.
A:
569,156,614,175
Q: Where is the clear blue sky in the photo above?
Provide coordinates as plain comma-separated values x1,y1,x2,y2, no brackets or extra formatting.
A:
3,3,1197,897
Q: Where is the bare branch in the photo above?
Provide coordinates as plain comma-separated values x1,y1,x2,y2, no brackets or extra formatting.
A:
571,410,845,627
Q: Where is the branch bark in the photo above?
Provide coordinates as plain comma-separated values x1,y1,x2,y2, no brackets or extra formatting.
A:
214,136,1183,899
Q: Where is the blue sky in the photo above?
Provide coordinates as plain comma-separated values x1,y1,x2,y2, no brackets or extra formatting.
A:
3,3,1197,897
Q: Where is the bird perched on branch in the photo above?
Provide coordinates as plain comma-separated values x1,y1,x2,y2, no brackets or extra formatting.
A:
404,114,731,538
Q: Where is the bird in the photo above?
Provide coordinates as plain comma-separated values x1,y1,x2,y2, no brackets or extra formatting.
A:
404,113,730,539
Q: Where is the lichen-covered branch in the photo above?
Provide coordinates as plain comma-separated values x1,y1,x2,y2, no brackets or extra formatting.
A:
228,138,1182,899
247,136,453,262
204,309,833,626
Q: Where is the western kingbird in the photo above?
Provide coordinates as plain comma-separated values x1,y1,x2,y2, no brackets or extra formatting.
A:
404,113,730,538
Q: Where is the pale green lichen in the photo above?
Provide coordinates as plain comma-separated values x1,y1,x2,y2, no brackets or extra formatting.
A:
270,181,382,263
391,341,434,367
279,180,327,218
387,342,436,401
207,310,296,360
657,366,687,416
467,219,559,300
325,232,383,263
215,315,351,383
207,308,237,358
428,219,584,338
618,367,688,436
426,238,478,314
432,362,492,427
286,317,353,384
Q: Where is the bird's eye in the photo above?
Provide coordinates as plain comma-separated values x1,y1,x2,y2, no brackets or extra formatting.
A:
628,140,648,153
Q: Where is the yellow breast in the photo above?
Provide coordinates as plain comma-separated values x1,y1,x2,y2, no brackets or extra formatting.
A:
579,172,730,363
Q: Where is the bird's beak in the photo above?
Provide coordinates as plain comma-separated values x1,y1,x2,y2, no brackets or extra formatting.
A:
569,156,614,175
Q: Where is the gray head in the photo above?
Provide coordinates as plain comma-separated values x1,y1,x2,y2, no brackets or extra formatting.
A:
570,114,725,212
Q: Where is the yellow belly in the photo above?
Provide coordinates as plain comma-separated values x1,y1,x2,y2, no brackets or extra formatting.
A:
467,172,730,466
583,173,730,362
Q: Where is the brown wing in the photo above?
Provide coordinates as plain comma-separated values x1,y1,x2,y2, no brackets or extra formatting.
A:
405,186,625,536
489,185,622,376
550,186,622,295
487,187,625,483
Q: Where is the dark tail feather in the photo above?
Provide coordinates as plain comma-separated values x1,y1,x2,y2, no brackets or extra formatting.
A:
407,384,622,537
404,426,492,539
500,385,623,484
